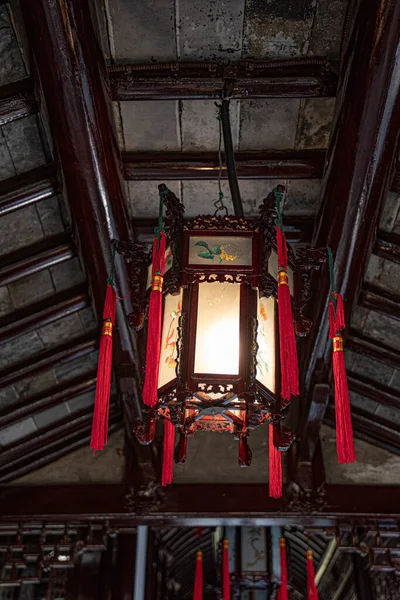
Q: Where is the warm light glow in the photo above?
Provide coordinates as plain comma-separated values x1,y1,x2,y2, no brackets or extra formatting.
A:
194,282,240,375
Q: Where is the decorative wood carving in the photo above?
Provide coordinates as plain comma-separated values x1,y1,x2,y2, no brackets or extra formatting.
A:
189,214,255,230
124,482,164,514
285,481,327,513
116,239,150,330
159,183,185,296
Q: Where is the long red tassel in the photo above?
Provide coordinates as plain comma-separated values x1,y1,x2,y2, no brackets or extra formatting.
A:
162,418,175,486
269,423,282,499
222,539,230,600
278,537,288,600
276,226,299,400
193,551,203,600
90,284,116,452
329,294,356,464
142,232,166,406
307,550,319,600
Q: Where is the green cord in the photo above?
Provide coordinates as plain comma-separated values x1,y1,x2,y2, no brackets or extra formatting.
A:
274,187,284,229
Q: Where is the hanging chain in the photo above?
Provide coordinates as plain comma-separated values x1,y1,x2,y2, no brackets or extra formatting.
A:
213,104,228,216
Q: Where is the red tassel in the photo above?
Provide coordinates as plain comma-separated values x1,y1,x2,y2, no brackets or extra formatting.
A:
162,419,175,486
193,551,203,600
142,232,166,407
329,295,356,464
269,423,282,499
307,550,319,600
222,539,230,600
278,537,288,600
276,227,299,400
90,284,116,452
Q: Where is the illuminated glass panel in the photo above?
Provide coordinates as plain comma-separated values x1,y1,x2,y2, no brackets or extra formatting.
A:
256,294,276,393
158,290,183,389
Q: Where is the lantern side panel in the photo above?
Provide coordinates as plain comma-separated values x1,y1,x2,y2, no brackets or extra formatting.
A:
158,290,183,389
256,294,276,394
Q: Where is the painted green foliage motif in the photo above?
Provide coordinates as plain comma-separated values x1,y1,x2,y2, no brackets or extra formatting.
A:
194,240,236,263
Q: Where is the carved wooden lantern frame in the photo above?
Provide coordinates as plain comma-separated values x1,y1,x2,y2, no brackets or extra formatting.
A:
117,184,326,468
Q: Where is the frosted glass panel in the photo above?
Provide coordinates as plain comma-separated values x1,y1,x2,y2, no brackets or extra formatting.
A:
194,282,240,375
268,248,294,294
256,295,276,393
158,290,182,389
189,236,252,266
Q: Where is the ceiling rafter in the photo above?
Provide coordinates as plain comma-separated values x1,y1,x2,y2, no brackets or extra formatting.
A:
360,283,400,322
347,330,400,370
0,164,59,217
0,78,37,126
374,230,400,265
122,150,325,180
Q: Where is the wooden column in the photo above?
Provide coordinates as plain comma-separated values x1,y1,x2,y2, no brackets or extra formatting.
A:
297,0,400,459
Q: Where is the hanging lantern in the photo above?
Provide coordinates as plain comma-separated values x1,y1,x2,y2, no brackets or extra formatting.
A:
116,184,327,487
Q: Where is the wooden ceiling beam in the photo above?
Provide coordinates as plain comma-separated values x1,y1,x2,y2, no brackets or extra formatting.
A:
359,283,400,321
0,285,89,345
0,334,97,390
1,482,400,521
374,230,400,265
108,59,338,100
0,405,122,482
0,371,97,429
347,371,400,411
0,164,59,217
296,0,400,463
391,168,400,194
0,234,75,287
122,150,325,180
0,78,37,126
347,329,400,370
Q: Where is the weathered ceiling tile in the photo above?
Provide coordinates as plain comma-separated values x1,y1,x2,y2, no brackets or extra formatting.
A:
375,404,400,427
77,307,98,333
308,0,347,59
14,370,57,400
67,390,96,414
178,0,245,59
120,101,180,151
8,269,55,310
182,180,234,217
0,386,19,411
365,255,400,297
239,99,300,150
33,403,69,430
181,100,240,151
0,6,26,85
350,353,394,387
238,179,286,216
55,351,98,384
128,180,181,218
284,179,321,214
104,0,176,61
0,286,15,317
36,313,85,347
243,0,316,59
363,311,400,352
0,205,44,257
295,98,335,149
50,258,85,293
35,196,66,237
2,116,46,174
0,417,37,448
173,428,268,483
390,370,400,391
350,305,369,331
0,131,16,181
379,191,400,232
349,391,379,414
0,331,44,370
321,424,400,484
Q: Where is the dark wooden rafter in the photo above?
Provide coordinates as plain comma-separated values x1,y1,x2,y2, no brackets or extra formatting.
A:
347,371,400,411
0,164,59,217
0,285,89,345
347,330,400,370
0,335,97,390
0,371,97,429
374,230,400,265
359,283,400,321
122,150,325,180
296,0,400,462
1,483,400,522
391,167,400,194
0,78,37,126
108,59,338,100
0,405,122,482
0,234,75,287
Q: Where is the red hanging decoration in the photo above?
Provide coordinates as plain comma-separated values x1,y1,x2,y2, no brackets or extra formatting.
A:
90,283,116,452
277,537,288,600
276,225,299,401
328,249,355,464
269,423,282,499
162,418,175,486
142,231,166,407
193,551,203,600
306,550,319,600
222,539,230,600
